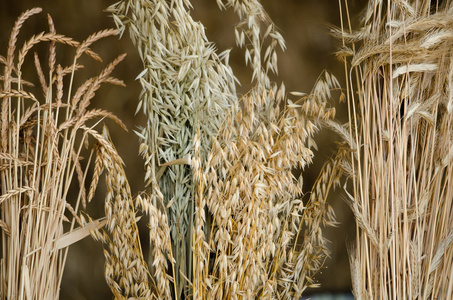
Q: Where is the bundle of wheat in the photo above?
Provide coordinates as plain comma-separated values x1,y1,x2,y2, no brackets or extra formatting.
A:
0,8,126,299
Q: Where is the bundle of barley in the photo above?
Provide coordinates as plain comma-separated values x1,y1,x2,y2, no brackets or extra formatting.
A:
335,0,453,298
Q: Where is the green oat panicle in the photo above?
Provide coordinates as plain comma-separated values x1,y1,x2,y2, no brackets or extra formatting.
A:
216,0,286,93
107,1,238,296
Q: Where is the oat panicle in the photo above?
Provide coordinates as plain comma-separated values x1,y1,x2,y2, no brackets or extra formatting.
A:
106,0,341,298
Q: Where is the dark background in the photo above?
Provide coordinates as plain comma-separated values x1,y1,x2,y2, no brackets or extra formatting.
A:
0,0,366,298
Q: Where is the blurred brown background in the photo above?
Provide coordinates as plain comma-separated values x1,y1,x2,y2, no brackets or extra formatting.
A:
0,0,366,298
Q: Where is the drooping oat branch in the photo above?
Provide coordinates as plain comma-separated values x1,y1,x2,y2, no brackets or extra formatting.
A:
95,127,154,299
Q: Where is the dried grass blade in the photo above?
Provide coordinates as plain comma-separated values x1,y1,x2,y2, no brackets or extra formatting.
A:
56,218,107,250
